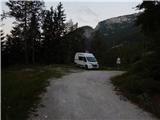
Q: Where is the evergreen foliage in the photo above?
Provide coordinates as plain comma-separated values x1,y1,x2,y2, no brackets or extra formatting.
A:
2,1,77,67
4,0,44,65
112,1,160,117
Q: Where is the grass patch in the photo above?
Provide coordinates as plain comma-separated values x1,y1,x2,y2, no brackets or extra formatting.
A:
2,64,76,120
111,72,160,118
99,65,128,71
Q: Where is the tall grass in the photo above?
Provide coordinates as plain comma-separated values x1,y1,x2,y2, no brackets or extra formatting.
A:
111,73,160,118
2,65,74,120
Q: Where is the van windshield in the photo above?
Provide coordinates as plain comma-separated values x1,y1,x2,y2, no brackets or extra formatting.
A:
86,57,97,62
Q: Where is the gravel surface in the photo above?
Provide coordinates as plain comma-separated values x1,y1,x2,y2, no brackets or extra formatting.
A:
29,70,158,120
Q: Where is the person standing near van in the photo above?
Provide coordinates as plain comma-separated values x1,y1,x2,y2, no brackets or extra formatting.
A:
116,57,121,69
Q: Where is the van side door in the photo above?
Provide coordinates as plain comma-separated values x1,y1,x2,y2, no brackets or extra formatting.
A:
78,56,87,66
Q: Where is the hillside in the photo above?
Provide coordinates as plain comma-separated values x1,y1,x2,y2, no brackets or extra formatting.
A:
94,14,145,47
76,26,94,49
92,14,147,67
67,14,146,67
63,13,149,67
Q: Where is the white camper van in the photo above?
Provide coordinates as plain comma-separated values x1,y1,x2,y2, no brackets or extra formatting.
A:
74,52,99,69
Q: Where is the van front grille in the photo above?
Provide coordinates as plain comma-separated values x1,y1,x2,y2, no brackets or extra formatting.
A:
92,65,97,67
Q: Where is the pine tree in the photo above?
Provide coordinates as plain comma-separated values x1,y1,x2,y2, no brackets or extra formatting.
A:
27,12,41,64
54,2,66,63
41,7,56,63
54,2,66,39
136,1,160,54
65,19,78,34
42,2,66,64
136,1,160,42
4,26,24,66
136,1,160,82
6,0,44,64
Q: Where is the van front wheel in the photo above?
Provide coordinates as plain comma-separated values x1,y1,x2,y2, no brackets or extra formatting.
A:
85,65,88,70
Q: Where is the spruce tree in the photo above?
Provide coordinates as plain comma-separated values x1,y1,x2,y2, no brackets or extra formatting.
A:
27,12,41,64
6,0,44,64
42,2,66,64
136,1,160,48
136,1,160,82
54,2,66,63
4,26,24,66
41,7,56,63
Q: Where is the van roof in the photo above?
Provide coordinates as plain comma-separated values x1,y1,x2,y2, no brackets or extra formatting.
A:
76,52,94,57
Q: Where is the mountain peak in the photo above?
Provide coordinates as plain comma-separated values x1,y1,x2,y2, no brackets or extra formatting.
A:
95,13,138,31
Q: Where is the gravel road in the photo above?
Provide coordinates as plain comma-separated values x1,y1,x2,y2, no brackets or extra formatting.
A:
30,70,157,120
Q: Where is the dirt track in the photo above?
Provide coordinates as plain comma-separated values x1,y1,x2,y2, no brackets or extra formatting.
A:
30,70,157,120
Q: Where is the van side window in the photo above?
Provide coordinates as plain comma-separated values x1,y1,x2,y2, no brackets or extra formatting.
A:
78,56,86,62
78,56,83,61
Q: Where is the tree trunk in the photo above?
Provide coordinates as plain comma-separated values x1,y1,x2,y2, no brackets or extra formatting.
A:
32,38,35,64
24,3,29,65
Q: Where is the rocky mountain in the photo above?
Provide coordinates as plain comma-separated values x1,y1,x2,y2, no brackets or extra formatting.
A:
73,13,145,49
66,26,94,50
80,26,94,49
93,13,146,48
80,26,94,39
92,13,148,66
95,14,137,31
66,13,147,66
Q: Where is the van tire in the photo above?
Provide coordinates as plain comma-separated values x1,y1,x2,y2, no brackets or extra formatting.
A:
85,65,88,70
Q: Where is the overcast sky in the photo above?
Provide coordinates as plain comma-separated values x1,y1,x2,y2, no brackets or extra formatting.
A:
0,0,142,34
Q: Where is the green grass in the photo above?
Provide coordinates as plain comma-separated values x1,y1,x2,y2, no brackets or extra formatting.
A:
2,64,76,120
111,72,160,118
99,65,128,71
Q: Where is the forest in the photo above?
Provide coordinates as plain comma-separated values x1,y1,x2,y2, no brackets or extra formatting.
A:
112,1,160,118
1,1,160,70
1,1,79,67
1,0,160,119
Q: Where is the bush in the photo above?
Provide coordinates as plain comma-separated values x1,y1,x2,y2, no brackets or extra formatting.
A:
111,54,160,118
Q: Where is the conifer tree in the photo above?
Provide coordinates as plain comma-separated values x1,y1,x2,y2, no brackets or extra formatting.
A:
6,0,44,64
42,2,66,63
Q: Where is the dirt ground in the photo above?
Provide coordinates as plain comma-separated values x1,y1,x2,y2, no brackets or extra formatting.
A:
29,70,158,120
